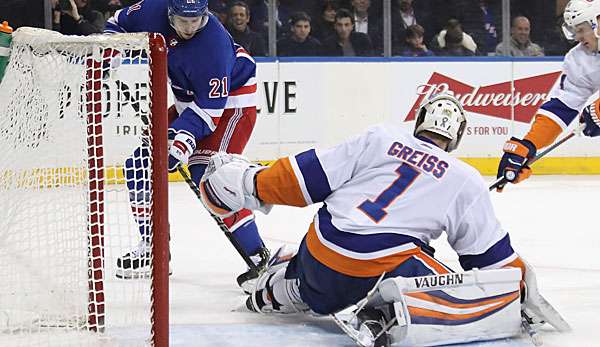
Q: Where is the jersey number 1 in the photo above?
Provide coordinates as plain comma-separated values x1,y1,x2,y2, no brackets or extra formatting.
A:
357,163,420,223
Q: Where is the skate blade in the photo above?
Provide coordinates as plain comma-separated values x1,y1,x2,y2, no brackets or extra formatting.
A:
116,268,152,279
332,313,373,347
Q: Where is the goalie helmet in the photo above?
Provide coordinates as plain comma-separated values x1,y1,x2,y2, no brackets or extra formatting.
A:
562,0,600,41
414,93,467,152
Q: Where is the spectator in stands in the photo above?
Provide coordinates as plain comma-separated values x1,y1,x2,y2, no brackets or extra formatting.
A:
310,0,339,42
52,0,104,35
495,16,544,57
227,1,267,56
436,20,476,56
445,0,500,55
391,0,433,55
277,12,321,56
321,9,374,57
351,0,382,54
431,18,478,56
209,0,229,25
395,24,434,57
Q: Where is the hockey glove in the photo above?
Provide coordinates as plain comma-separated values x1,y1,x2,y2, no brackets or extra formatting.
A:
200,154,271,218
580,102,600,137
496,137,536,192
168,130,196,172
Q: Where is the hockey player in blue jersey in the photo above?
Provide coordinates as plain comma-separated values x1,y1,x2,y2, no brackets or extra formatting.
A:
105,0,268,289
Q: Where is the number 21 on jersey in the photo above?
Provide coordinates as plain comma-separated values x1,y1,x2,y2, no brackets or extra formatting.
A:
209,77,229,98
357,163,420,223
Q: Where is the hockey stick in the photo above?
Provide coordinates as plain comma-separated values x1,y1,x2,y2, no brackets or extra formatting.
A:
489,123,585,191
177,166,259,272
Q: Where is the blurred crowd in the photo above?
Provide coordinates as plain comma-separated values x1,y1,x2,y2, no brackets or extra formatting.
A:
0,0,575,57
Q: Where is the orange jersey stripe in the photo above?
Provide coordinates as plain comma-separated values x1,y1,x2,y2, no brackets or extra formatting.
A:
524,114,563,149
405,291,519,310
305,222,421,277
256,157,307,207
503,256,526,281
413,252,451,274
407,291,519,321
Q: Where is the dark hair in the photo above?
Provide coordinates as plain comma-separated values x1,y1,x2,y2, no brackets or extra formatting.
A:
446,18,462,30
335,8,354,24
321,0,340,13
405,24,424,39
229,0,250,17
289,11,311,25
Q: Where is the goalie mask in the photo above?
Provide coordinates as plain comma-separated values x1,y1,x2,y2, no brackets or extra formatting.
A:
562,0,600,46
414,93,467,152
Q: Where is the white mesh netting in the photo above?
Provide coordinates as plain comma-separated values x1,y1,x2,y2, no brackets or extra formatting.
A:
0,28,164,346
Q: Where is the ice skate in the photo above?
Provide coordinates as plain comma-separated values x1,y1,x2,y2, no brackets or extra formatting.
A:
116,239,152,279
237,245,298,294
355,308,392,347
116,239,172,279
236,246,270,294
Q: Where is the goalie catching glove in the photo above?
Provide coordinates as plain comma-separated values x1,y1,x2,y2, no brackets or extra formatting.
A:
200,153,272,218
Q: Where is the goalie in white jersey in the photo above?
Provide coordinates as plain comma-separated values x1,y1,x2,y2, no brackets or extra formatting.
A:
497,0,600,189
200,93,570,346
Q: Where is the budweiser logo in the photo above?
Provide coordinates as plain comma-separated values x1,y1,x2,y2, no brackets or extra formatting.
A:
405,72,561,123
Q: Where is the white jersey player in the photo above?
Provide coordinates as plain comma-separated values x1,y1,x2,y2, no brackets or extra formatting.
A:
497,0,600,190
199,93,571,346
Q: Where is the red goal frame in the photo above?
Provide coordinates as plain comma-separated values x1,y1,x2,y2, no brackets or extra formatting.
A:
85,32,169,346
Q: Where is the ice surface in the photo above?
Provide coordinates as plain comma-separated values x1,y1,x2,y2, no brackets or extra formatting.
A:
165,176,600,347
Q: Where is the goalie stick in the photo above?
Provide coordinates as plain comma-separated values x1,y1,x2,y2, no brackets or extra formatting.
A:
489,123,586,191
177,165,260,273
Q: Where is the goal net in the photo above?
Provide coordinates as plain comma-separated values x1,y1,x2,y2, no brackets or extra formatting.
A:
0,28,169,346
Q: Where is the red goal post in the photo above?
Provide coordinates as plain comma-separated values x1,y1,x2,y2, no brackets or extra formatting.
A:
0,28,169,346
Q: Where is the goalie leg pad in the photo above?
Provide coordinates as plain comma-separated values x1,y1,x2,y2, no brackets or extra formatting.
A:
370,268,523,347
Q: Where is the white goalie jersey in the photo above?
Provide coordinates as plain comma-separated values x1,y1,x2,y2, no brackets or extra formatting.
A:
254,124,517,277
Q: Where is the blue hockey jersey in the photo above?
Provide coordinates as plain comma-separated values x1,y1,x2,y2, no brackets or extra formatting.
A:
105,0,257,139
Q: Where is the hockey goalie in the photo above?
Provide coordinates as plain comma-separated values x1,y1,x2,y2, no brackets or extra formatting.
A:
199,93,571,346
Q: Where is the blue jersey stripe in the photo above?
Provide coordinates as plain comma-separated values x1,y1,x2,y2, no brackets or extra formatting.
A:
425,289,516,305
540,97,579,126
317,206,431,254
458,233,515,270
295,149,332,203
410,294,519,326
